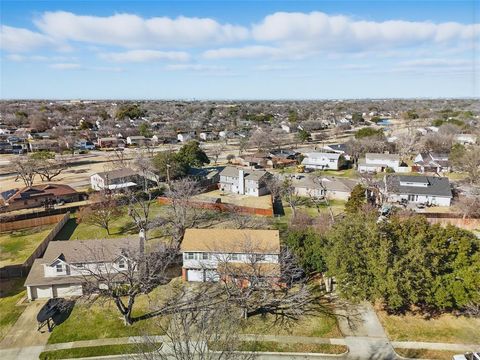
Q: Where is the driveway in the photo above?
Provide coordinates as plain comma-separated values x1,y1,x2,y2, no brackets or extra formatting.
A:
0,300,50,359
335,300,397,360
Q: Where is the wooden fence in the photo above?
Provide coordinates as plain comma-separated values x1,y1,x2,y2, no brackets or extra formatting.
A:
0,212,70,278
157,197,274,217
0,213,68,232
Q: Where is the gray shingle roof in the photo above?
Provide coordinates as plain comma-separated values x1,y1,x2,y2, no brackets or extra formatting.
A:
386,175,452,197
94,168,137,180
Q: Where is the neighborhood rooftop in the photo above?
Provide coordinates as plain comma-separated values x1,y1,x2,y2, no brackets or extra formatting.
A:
386,175,452,197
181,229,280,253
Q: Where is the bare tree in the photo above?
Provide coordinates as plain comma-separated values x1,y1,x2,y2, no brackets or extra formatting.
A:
137,305,256,360
229,209,268,229
34,156,67,182
79,240,178,325
216,244,324,322
455,146,480,184
210,143,226,165
162,179,203,248
77,192,125,235
12,157,37,186
281,178,301,219
455,195,480,218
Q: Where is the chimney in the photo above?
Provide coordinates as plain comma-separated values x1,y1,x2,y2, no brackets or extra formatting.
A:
238,169,245,195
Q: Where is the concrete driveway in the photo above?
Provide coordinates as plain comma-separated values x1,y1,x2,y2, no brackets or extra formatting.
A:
0,300,50,349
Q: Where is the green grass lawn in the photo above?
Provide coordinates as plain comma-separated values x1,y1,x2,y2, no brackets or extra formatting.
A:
0,278,27,341
235,341,347,354
39,344,148,359
281,199,346,219
394,348,460,360
241,311,342,338
378,311,480,344
47,280,179,344
0,225,55,266
56,202,168,241
313,168,359,179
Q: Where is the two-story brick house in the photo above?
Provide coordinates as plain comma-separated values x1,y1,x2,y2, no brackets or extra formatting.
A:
180,229,280,283
219,166,271,197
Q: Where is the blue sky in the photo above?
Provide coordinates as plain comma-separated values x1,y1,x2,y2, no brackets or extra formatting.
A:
1,1,478,99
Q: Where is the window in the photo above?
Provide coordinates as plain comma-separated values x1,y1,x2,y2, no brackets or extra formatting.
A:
231,253,239,261
255,254,266,262
186,252,195,260
56,264,63,273
202,253,210,260
76,263,84,268
118,259,126,269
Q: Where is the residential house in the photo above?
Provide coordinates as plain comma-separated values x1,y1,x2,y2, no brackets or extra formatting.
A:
199,131,217,141
1,184,80,212
180,229,280,283
455,134,477,145
321,143,351,160
28,139,59,152
97,137,125,148
294,175,358,201
126,135,148,147
177,131,195,143
219,166,270,197
301,152,342,170
90,168,140,191
24,238,138,300
269,149,298,160
383,175,452,207
358,153,407,173
74,140,96,151
187,167,221,188
413,152,450,173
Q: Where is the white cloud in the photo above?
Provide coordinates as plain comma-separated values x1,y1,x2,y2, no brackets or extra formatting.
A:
49,63,82,70
398,59,473,67
251,11,479,52
99,49,190,63
254,64,292,71
34,11,248,48
6,54,76,62
0,25,57,52
165,63,227,71
203,46,284,59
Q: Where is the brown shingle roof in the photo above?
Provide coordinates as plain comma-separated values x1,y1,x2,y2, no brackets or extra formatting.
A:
181,229,280,254
8,184,78,202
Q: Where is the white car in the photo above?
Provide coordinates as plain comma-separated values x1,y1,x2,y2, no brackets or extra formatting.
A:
452,352,480,360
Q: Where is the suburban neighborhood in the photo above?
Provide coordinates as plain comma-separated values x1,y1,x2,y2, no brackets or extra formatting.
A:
0,1,479,360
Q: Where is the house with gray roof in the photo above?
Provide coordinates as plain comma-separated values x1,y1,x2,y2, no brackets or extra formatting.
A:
24,238,138,300
413,152,450,173
294,175,358,201
90,168,140,191
219,166,271,197
383,175,452,207
301,152,342,170
358,153,408,173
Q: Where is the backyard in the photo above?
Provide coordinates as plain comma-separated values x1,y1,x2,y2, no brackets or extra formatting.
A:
0,225,55,267
194,189,273,210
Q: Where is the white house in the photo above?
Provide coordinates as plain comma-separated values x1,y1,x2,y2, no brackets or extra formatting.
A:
24,238,138,300
219,166,270,197
177,132,195,143
321,143,351,160
180,229,280,282
301,152,342,170
455,134,477,145
199,131,217,141
294,175,358,201
383,175,452,207
90,168,139,191
126,136,148,146
358,153,407,173
414,153,450,173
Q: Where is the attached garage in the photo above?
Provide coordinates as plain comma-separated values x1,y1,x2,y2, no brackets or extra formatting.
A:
53,284,83,298
187,269,204,282
30,285,53,300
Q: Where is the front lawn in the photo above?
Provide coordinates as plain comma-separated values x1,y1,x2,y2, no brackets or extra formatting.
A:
39,344,147,359
0,225,55,266
395,348,461,360
235,341,347,354
47,281,177,344
313,168,359,179
241,311,342,338
0,278,27,341
378,311,480,344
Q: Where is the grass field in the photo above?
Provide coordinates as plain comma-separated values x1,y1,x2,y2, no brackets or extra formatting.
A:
282,199,346,219
235,341,347,354
312,168,359,179
0,225,55,267
39,344,147,359
241,311,342,338
55,202,167,241
0,278,27,341
46,280,179,344
378,311,480,344
395,348,461,360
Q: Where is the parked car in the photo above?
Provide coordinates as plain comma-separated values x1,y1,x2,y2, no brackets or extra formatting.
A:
452,352,480,360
